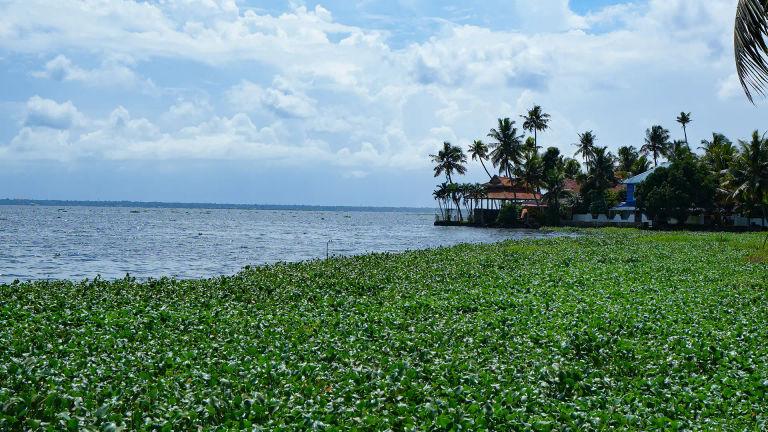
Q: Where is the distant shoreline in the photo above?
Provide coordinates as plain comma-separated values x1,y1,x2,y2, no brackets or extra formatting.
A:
0,198,434,213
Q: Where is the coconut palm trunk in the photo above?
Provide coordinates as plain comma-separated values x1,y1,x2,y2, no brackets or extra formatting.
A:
508,167,517,204
480,160,492,179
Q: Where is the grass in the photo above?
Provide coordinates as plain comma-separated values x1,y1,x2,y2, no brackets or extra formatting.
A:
1,229,768,431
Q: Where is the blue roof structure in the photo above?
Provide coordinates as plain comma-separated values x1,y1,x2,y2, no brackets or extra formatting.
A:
622,162,671,185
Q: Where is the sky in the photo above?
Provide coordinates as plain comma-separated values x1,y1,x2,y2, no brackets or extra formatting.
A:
0,0,762,207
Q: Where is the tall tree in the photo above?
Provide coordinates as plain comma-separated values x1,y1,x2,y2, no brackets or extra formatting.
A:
586,147,616,193
430,141,467,184
669,140,692,163
488,118,524,179
700,133,737,174
676,112,692,146
517,151,545,208
542,169,571,225
632,155,652,175
700,133,737,219
723,131,768,232
734,0,768,102
488,118,525,202
642,125,671,167
617,145,640,174
583,146,616,215
521,105,551,149
468,140,492,179
574,131,597,164
542,147,563,174
636,152,716,225
563,158,582,179
431,142,468,222
524,137,537,154
432,183,450,221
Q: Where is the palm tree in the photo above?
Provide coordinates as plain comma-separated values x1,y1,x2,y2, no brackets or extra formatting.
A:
524,137,537,154
617,145,640,174
430,141,467,184
517,151,545,208
584,146,616,216
701,133,737,221
700,133,736,174
542,169,572,225
488,118,525,202
433,183,449,221
462,183,487,223
488,118,524,178
586,146,617,193
632,156,652,175
642,125,671,167
734,0,768,102
431,142,467,222
676,112,692,146
468,140,492,179
668,140,691,163
723,130,768,236
574,131,597,164
521,105,551,149
445,182,464,221
563,158,582,179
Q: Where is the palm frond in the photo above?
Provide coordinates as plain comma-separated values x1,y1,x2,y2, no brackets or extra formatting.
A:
735,0,768,103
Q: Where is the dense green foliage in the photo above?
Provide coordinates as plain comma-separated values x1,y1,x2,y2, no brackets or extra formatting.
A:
433,105,768,228
495,203,520,227
636,153,716,223
2,230,768,430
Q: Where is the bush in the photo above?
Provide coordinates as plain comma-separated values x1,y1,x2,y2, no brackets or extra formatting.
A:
636,156,715,224
526,207,547,225
589,190,608,216
496,203,521,227
605,189,621,209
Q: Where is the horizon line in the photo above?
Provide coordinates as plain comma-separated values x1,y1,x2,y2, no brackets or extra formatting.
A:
0,198,436,212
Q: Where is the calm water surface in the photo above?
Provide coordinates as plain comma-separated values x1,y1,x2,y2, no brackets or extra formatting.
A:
0,205,562,283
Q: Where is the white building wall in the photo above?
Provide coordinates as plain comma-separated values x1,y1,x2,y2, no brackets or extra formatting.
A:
571,214,638,224
732,216,767,227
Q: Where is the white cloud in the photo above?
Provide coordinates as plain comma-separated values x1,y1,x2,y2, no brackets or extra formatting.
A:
718,73,743,100
5,127,73,160
0,0,761,178
0,1,364,64
23,96,84,130
32,54,153,90
4,99,419,167
227,78,317,118
512,0,587,32
162,98,213,126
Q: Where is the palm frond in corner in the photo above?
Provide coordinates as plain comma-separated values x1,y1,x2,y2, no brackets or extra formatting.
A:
735,0,768,102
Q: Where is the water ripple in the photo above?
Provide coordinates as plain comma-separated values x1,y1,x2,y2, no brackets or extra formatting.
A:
0,205,561,283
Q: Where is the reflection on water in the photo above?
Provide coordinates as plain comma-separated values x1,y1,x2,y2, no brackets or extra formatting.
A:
0,205,563,282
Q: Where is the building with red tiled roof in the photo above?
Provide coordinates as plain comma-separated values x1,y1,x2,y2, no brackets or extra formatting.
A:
481,175,544,208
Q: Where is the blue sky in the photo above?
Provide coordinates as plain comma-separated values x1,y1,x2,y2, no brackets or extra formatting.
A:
0,0,761,206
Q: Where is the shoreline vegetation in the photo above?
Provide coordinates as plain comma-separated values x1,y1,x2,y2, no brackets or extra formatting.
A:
2,229,768,430
433,218,768,232
431,106,768,232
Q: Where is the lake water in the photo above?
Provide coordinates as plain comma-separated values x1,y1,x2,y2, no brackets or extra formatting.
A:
0,205,561,283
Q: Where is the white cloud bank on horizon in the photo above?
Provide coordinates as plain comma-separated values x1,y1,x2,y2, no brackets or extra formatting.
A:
0,0,760,176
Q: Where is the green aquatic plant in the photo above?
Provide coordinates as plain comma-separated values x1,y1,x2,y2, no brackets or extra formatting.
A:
1,230,768,430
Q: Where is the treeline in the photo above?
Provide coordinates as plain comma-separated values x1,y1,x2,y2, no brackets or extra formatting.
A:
431,108,768,227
